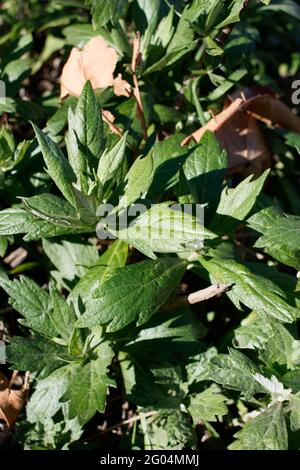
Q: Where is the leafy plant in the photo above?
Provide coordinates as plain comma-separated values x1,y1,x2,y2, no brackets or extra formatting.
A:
1,0,300,452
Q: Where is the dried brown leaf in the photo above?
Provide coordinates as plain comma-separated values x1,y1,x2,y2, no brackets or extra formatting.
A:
182,89,300,174
60,36,118,99
113,73,132,97
0,372,27,427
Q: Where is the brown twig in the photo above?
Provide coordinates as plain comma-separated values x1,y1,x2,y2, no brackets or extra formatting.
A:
161,283,232,311
76,410,158,444
131,32,148,141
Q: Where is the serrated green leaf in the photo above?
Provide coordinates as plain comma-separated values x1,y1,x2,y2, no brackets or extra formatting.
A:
27,364,76,423
113,152,154,213
49,287,77,342
66,81,103,194
260,323,300,370
97,131,128,193
21,194,81,227
90,0,127,28
210,171,269,234
233,312,274,350
0,276,56,337
215,0,245,29
77,258,187,331
188,386,227,423
255,215,300,253
210,348,264,399
32,124,76,206
287,392,300,431
117,203,216,258
248,207,300,269
229,403,288,450
70,240,128,302
187,348,218,385
42,237,98,284
202,257,298,323
147,133,188,199
0,235,8,257
183,130,227,211
124,307,207,360
7,336,68,372
62,341,114,425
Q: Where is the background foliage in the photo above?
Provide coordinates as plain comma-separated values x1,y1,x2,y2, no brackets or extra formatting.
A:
1,0,300,450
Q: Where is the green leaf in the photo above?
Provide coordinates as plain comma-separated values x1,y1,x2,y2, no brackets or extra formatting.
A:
0,235,8,257
255,215,300,252
147,133,188,199
42,237,98,284
145,17,197,74
233,312,274,350
229,403,288,450
183,130,227,211
215,0,245,29
287,393,300,431
0,206,86,241
209,348,263,400
27,364,76,423
210,170,269,234
70,240,128,302
117,203,216,259
262,0,300,19
187,348,218,385
188,386,227,423
203,37,223,56
49,287,77,342
63,24,98,47
202,257,297,323
0,276,56,337
207,69,247,101
66,81,103,194
247,206,300,269
62,341,114,425
77,258,187,331
7,336,68,372
32,124,76,206
183,0,219,24
260,323,300,370
124,307,207,360
90,0,127,28
113,152,154,212
151,7,175,49
21,194,82,227
282,369,300,393
97,131,128,194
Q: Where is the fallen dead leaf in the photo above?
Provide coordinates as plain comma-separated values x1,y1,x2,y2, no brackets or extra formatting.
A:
60,36,118,99
182,88,300,175
113,73,132,97
102,109,123,137
0,371,28,427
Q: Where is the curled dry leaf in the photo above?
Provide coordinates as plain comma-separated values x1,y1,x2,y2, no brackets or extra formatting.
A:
102,109,123,137
113,73,132,97
0,371,28,427
182,88,300,175
60,36,118,99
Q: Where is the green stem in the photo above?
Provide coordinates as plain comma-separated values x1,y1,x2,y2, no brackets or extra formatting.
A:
192,78,207,127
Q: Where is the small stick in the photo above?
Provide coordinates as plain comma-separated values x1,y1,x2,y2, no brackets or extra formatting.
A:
162,283,232,310
131,32,148,141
